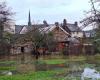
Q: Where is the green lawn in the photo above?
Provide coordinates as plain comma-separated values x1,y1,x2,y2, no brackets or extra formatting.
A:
0,70,67,80
44,59,66,64
0,66,16,71
0,61,16,65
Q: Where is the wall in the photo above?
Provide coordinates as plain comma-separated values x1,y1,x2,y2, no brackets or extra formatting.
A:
10,44,32,54
71,32,84,38
52,27,69,42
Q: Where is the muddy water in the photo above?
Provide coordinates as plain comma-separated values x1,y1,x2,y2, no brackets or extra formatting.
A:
0,54,100,77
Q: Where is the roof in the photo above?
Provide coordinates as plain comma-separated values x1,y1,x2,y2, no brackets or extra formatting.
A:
15,24,49,34
62,23,82,32
15,25,27,34
39,24,70,35
20,26,28,34
67,37,80,44
39,25,55,33
15,23,82,34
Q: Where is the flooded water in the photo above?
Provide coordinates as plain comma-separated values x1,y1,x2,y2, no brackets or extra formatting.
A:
0,54,100,78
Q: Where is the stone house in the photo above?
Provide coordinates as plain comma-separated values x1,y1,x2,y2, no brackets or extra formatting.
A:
10,11,85,54
12,21,83,54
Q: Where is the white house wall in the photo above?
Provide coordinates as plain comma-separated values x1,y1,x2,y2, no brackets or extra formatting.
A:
20,26,28,34
71,32,84,38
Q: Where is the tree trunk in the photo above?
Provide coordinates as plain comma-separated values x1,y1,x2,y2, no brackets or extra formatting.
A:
0,24,3,41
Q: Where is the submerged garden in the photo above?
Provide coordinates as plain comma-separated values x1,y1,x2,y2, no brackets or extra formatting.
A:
0,55,100,80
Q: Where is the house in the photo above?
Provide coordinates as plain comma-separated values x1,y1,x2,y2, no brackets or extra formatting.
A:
83,29,96,38
11,11,85,55
39,21,83,53
81,30,96,55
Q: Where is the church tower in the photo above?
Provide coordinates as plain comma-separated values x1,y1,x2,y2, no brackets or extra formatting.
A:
28,10,32,27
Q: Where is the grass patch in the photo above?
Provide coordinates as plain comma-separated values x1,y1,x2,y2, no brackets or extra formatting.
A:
0,61,16,71
44,59,66,64
0,70,65,80
0,61,16,65
0,66,16,71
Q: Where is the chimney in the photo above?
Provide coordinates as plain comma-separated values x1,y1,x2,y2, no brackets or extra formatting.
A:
63,19,67,26
74,21,78,26
43,20,49,27
55,22,59,27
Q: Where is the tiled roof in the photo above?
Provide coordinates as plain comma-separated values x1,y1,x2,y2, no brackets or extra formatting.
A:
15,25,26,34
15,23,82,34
67,37,80,44
62,23,82,32
15,24,49,34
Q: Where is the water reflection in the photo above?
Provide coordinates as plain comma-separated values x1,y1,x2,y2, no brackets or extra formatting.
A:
0,54,100,78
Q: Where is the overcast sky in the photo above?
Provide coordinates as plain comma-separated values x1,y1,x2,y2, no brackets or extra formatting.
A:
2,0,92,25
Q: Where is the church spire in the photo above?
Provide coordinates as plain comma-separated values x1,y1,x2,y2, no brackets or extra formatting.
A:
28,10,32,27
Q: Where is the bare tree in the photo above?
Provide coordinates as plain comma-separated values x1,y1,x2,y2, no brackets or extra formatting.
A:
80,0,100,29
80,0,100,53
0,1,13,55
